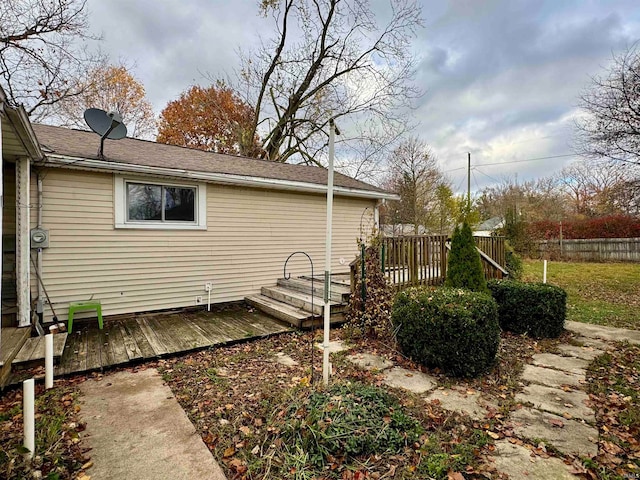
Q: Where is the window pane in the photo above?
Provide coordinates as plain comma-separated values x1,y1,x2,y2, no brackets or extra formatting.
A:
128,183,162,221
164,187,195,221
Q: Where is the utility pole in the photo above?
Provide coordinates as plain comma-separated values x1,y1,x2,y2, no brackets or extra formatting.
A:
467,152,471,212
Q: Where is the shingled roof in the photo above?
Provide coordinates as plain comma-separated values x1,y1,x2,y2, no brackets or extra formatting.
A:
33,124,388,196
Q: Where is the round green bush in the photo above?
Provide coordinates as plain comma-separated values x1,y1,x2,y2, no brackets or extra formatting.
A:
392,287,500,377
487,280,566,338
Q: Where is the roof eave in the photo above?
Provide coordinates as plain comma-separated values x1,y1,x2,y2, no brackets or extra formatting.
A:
0,100,44,160
41,153,399,201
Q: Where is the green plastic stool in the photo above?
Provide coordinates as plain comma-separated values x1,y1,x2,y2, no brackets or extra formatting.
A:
68,301,103,333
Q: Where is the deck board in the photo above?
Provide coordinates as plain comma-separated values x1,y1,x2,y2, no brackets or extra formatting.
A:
136,317,171,355
84,329,105,372
43,305,293,379
104,322,129,367
118,323,143,361
13,333,68,365
59,329,88,375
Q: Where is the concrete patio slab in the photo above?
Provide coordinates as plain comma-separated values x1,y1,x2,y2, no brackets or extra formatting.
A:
531,353,590,375
273,352,299,366
571,335,610,351
493,440,580,480
427,389,497,419
521,364,583,388
80,368,227,480
566,321,640,345
346,352,393,371
511,407,598,457
516,383,595,423
382,366,437,394
557,344,604,361
315,340,350,353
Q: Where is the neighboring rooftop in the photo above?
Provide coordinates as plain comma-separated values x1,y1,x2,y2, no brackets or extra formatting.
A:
33,124,387,194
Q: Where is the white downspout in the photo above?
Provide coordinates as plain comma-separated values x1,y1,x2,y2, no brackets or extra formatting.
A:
36,173,44,322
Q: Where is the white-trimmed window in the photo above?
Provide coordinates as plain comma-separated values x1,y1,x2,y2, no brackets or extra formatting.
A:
114,176,207,229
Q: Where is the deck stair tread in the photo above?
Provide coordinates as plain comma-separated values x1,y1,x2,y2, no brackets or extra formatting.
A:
277,277,351,303
13,333,68,366
245,294,313,328
261,286,345,315
1,326,31,388
0,327,31,367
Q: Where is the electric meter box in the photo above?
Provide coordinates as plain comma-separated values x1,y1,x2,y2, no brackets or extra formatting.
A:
30,228,49,249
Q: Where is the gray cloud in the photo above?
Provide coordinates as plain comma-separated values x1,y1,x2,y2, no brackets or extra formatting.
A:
84,0,640,193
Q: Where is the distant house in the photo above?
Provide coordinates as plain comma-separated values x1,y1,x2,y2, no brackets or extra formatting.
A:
381,224,430,236
474,216,504,237
0,95,396,328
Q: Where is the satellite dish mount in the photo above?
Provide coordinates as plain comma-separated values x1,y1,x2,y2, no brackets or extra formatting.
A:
83,108,128,158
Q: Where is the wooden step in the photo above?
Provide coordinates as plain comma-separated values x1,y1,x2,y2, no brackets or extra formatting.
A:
245,295,312,328
277,277,351,303
301,312,346,329
261,286,345,315
13,333,68,367
0,326,31,388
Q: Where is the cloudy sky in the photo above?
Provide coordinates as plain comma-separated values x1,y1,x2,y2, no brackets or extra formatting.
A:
86,0,640,194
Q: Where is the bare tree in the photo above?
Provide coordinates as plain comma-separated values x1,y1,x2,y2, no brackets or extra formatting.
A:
0,0,102,120
384,137,449,232
558,158,640,217
238,0,422,170
576,44,640,166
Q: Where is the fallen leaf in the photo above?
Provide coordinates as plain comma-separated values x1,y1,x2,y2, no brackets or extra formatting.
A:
549,419,564,428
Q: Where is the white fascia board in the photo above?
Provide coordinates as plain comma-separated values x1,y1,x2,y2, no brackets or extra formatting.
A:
42,154,400,201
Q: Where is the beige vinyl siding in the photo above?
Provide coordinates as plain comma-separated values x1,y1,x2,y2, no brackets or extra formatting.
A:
31,168,375,321
3,163,16,236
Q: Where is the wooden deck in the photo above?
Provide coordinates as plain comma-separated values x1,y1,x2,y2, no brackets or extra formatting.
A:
54,305,292,376
1,327,31,386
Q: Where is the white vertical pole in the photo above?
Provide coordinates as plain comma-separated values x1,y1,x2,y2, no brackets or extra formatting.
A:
543,260,547,284
23,378,35,458
323,119,337,385
45,334,54,389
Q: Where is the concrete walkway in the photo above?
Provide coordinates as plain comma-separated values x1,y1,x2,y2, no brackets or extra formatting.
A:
345,321,640,479
79,368,226,480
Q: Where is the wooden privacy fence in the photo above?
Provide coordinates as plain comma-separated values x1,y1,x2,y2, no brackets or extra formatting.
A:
535,237,640,262
350,235,507,293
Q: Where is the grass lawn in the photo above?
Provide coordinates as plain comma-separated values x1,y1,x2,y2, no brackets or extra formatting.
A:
522,259,640,330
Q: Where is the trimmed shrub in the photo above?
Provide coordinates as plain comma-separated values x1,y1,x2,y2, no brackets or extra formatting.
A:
392,287,500,377
445,222,489,294
487,280,567,338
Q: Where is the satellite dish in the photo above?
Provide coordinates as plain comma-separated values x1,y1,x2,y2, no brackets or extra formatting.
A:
84,108,128,158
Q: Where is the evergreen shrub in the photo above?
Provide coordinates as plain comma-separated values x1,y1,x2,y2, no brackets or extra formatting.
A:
487,280,567,338
445,222,488,293
504,240,523,280
392,287,500,377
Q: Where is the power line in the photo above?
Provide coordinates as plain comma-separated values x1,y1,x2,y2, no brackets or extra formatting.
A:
474,153,576,167
473,167,501,184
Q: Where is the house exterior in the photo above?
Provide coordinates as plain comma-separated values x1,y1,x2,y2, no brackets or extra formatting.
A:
1,111,395,327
